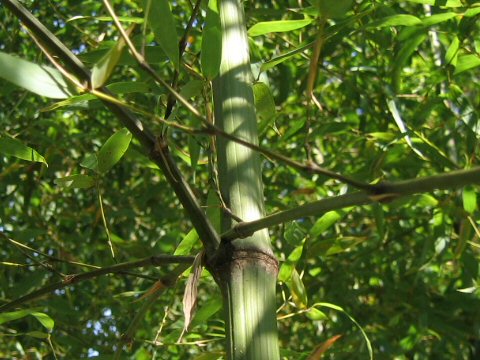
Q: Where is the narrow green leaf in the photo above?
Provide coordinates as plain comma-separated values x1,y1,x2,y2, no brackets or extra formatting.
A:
0,52,75,99
146,0,179,69
97,128,132,174
54,174,95,189
0,310,54,331
454,54,480,74
315,302,373,360
201,0,222,79
260,41,314,72
43,81,151,111
253,82,276,123
248,19,313,37
445,36,460,66
464,6,480,17
174,229,199,256
368,14,422,28
463,186,477,214
279,244,304,282
91,29,130,88
25,331,49,339
422,12,457,26
0,136,47,165
31,312,54,331
404,0,463,6
392,33,427,92
306,307,328,321
310,211,342,237
289,268,308,309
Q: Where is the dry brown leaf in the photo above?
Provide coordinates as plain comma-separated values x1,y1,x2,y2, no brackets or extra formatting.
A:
307,334,342,360
182,251,204,332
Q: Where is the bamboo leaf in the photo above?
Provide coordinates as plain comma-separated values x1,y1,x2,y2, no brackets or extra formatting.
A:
91,26,133,88
253,82,276,123
174,229,199,256
0,52,75,99
25,331,49,339
306,307,328,321
248,19,313,37
463,186,477,214
201,0,222,79
0,310,54,331
289,268,308,309
146,0,179,69
368,14,422,28
0,136,47,165
445,36,460,66
404,0,463,6
54,174,95,189
315,302,373,360
422,12,457,26
454,54,480,74
97,128,132,174
464,6,480,17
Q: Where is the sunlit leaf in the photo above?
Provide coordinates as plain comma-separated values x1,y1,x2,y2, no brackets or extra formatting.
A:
422,12,457,26
306,307,328,321
0,52,75,99
0,310,54,331
174,229,199,256
463,186,477,214
248,19,313,37
445,36,460,66
454,54,480,74
289,268,308,309
253,82,276,123
0,136,47,165
368,14,422,28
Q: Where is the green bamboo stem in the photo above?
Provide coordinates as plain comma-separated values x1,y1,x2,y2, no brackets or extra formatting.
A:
212,0,280,359
212,0,271,253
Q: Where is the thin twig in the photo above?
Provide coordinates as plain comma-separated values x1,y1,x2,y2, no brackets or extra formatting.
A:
165,0,203,119
221,167,480,241
0,254,194,312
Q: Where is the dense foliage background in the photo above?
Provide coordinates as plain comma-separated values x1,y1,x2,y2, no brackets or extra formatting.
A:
1,0,479,358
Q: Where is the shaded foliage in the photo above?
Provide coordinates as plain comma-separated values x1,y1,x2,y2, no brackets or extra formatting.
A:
0,0,479,359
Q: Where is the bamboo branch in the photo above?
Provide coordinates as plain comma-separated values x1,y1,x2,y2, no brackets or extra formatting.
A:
221,167,480,241
2,0,221,253
0,255,194,312
100,0,373,191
